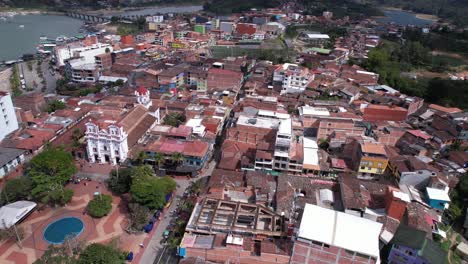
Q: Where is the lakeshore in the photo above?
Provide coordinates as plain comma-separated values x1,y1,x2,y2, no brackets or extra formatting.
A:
382,7,439,22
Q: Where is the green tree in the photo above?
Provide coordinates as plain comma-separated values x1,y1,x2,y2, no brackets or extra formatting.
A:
46,100,66,113
0,177,33,205
130,176,176,210
77,243,125,264
33,245,75,264
445,173,468,224
30,177,73,206
128,203,150,231
318,138,330,150
163,112,186,127
28,148,77,185
170,152,185,166
71,128,83,151
107,167,133,194
134,151,148,165
188,180,202,196
154,153,165,168
110,16,119,24
131,165,154,180
27,148,76,206
87,194,112,218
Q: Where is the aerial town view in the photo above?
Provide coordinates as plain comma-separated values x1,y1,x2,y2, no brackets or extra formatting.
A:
0,0,467,263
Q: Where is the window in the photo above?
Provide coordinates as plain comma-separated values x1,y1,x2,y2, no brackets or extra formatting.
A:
115,150,119,155
93,148,97,152
361,166,365,170
103,146,108,151
377,162,383,168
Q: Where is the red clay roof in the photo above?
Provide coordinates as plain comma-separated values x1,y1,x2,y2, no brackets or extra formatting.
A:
407,130,431,140
136,86,148,95
146,138,209,158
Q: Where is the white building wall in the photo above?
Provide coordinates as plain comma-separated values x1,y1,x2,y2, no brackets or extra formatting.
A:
0,154,24,178
55,43,112,66
85,123,128,165
0,93,19,141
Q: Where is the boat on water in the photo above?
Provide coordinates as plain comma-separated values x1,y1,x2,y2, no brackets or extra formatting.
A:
19,25,24,28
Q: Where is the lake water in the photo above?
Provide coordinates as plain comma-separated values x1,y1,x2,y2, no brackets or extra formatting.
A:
0,14,83,61
0,5,203,62
377,10,433,26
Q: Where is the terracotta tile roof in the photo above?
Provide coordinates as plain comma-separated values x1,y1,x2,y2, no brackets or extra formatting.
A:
208,169,245,189
218,140,255,170
361,142,386,155
428,104,462,114
407,130,431,140
146,138,209,158
339,173,388,210
1,128,55,152
169,125,192,138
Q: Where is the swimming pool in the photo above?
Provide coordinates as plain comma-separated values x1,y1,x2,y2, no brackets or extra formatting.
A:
43,217,85,244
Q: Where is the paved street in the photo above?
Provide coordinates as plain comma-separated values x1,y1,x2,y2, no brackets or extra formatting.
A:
138,178,191,264
138,160,216,264
41,58,57,93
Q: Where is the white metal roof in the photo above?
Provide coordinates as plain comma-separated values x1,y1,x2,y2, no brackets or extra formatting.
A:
305,33,330,39
0,201,37,229
278,119,292,135
426,187,450,202
303,138,319,167
392,190,410,203
98,76,128,83
298,204,382,259
299,105,330,117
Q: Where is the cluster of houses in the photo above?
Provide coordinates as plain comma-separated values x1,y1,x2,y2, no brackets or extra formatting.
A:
0,6,467,264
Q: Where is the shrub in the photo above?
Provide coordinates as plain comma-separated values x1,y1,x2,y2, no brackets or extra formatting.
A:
87,195,112,218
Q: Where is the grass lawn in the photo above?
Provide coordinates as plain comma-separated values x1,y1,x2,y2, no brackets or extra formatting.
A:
431,54,467,67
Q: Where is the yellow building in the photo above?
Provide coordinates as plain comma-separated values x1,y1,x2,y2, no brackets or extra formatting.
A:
358,143,388,175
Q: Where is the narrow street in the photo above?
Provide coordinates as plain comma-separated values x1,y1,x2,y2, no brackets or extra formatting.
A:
137,178,189,264
138,160,216,264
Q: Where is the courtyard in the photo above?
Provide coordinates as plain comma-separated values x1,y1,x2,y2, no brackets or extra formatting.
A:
0,179,152,263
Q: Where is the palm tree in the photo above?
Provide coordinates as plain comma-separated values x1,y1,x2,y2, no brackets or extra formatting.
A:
71,128,82,150
189,181,202,195
135,151,148,165
171,152,185,166
154,153,165,168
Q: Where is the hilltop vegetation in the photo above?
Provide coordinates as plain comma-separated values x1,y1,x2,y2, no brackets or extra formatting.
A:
203,0,280,14
361,40,468,109
300,0,383,18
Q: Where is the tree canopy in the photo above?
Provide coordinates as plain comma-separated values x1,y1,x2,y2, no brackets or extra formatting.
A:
77,243,125,264
446,173,468,223
0,177,33,205
27,148,76,206
163,112,186,127
46,100,66,113
130,167,176,210
87,195,113,218
128,203,151,231
27,148,76,185
33,245,77,264
107,167,133,194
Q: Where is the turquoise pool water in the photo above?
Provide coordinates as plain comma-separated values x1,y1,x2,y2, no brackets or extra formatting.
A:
43,217,84,244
